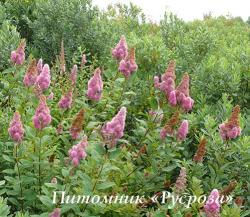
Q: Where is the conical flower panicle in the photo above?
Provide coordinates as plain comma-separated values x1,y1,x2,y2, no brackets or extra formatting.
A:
70,64,78,86
154,60,176,101
176,73,190,97
23,59,38,87
58,90,73,110
174,167,187,194
162,60,176,81
219,105,241,140
112,35,128,60
10,39,26,65
101,107,127,148
118,47,138,78
70,109,84,140
33,95,51,130
68,135,88,167
160,111,180,139
204,189,220,217
8,111,24,142
87,68,103,101
175,73,194,111
37,58,43,74
177,120,189,141
36,64,51,91
193,137,207,163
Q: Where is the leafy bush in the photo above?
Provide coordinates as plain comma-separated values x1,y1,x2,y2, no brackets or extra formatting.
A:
0,1,249,216
0,4,20,70
160,14,250,109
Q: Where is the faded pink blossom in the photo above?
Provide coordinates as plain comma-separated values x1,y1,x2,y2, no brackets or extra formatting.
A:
58,90,73,109
68,136,88,167
87,68,103,101
174,167,187,194
10,40,25,65
101,107,127,148
118,48,137,78
70,64,78,85
47,92,54,100
49,208,61,217
23,60,38,87
160,127,168,139
37,58,43,74
8,112,24,142
177,120,189,140
219,105,241,141
204,189,220,217
36,64,51,91
81,54,87,68
153,76,160,88
56,123,63,135
112,35,128,60
148,110,163,123
33,96,51,130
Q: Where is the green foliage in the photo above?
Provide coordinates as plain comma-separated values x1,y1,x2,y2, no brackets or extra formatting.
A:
0,197,10,216
160,14,250,108
0,1,249,216
0,4,20,70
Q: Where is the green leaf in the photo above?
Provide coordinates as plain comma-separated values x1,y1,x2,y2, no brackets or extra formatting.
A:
96,181,115,190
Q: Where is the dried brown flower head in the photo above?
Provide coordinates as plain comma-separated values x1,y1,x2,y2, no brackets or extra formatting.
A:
193,137,207,163
70,109,84,140
163,111,180,135
225,105,240,128
221,180,237,196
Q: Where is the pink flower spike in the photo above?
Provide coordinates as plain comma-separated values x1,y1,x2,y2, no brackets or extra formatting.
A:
68,136,88,167
49,208,61,217
174,167,187,193
204,189,220,217
118,48,138,78
101,107,127,148
33,96,52,130
87,68,103,101
10,40,26,65
37,58,43,74
177,120,189,141
219,105,241,141
23,59,38,87
36,64,51,91
168,90,177,106
70,64,78,85
181,96,194,111
8,112,24,143
112,35,128,60
58,90,73,110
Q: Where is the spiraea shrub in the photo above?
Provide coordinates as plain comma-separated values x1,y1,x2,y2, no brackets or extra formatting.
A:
0,34,249,217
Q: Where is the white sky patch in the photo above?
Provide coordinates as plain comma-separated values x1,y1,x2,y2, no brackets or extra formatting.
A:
92,0,250,22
